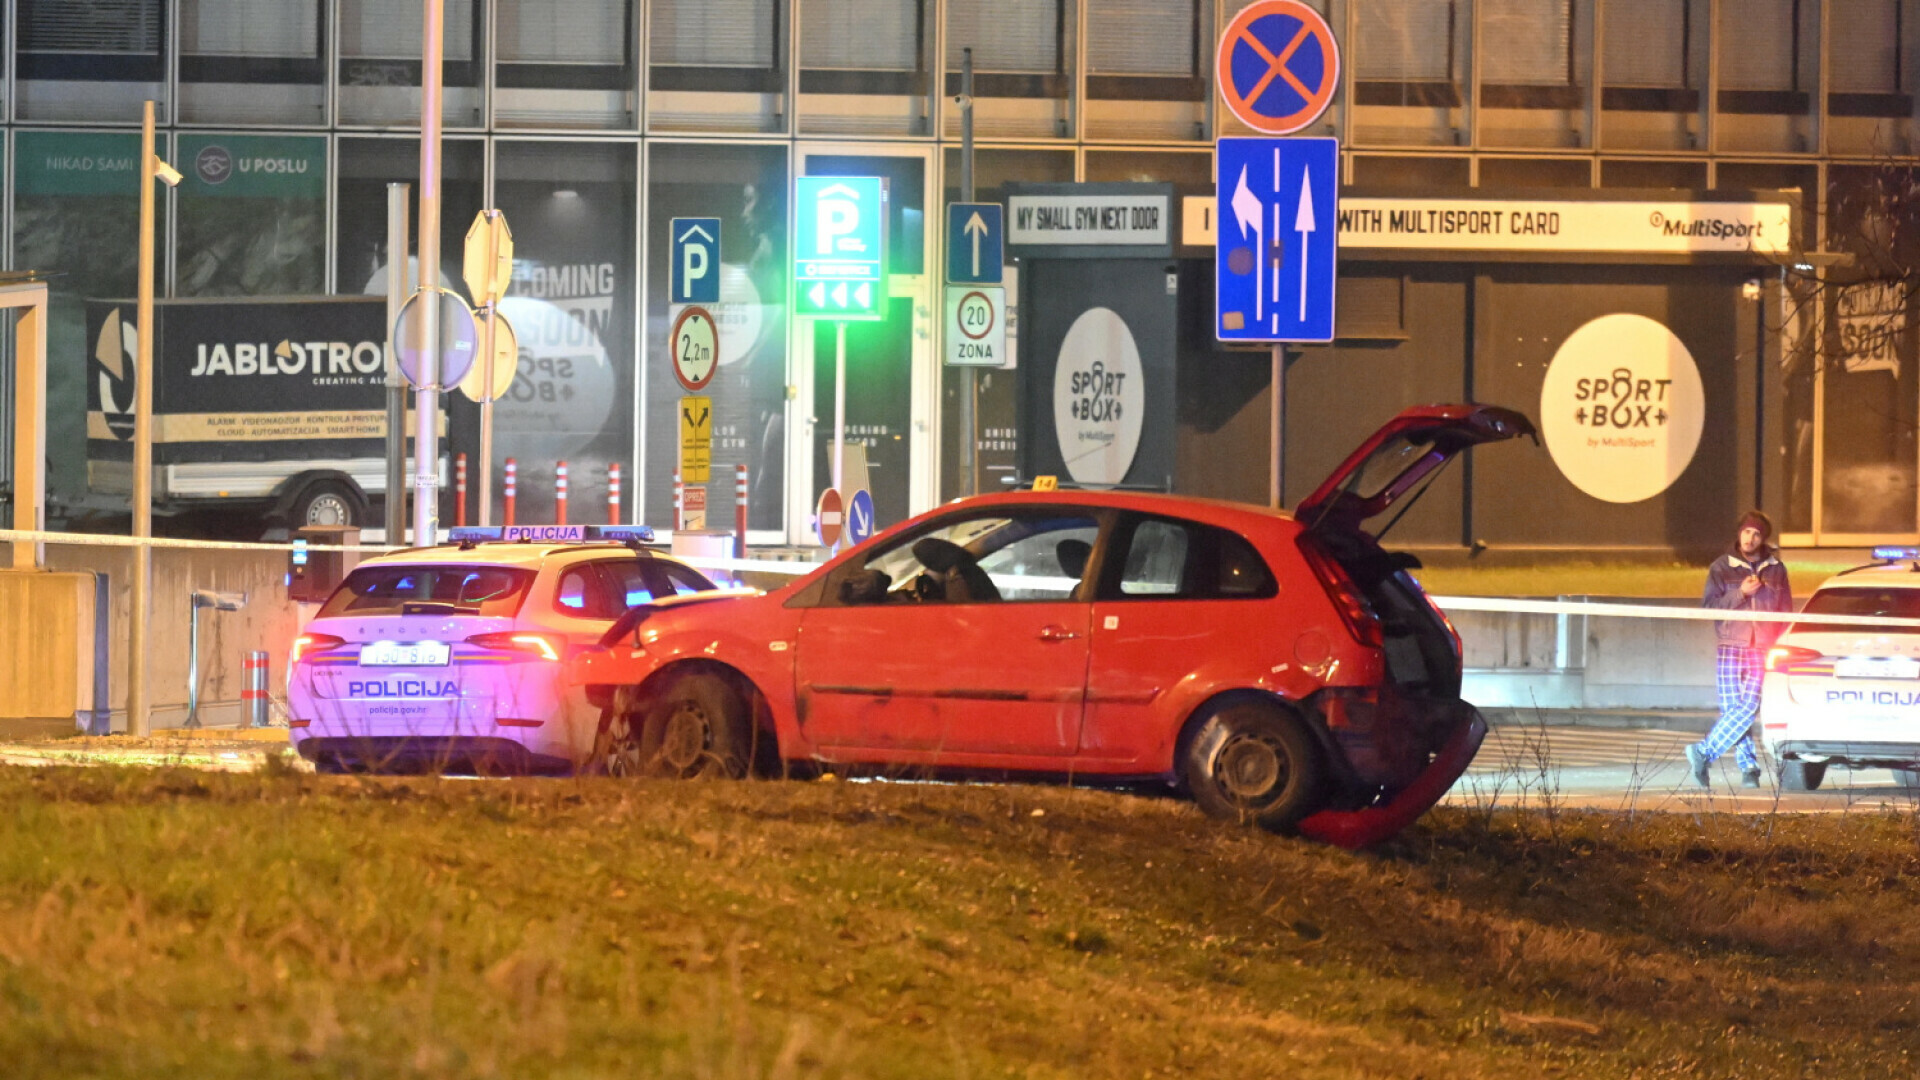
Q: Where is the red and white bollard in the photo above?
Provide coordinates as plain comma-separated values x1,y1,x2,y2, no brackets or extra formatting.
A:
555,460,569,526
503,458,518,526
607,462,622,525
734,463,749,558
454,453,468,527
673,471,684,533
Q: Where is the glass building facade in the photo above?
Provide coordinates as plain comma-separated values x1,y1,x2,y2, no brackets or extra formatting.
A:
0,0,1915,546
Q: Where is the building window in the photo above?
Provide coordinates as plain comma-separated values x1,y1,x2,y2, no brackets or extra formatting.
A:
1828,0,1908,118
338,0,484,126
797,0,932,136
1480,0,1578,108
1602,0,1696,111
1354,0,1459,105
649,0,786,130
494,0,635,129
178,0,326,125
1716,0,1814,113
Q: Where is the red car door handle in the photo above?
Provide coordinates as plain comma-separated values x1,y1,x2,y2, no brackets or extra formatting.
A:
1037,625,1079,642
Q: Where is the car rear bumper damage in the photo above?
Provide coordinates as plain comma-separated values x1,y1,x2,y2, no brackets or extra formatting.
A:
1297,705,1487,850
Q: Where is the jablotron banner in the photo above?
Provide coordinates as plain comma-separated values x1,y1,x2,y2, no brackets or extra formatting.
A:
85,296,392,463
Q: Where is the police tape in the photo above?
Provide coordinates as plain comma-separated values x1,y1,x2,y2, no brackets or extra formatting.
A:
8,528,1919,630
0,527,387,554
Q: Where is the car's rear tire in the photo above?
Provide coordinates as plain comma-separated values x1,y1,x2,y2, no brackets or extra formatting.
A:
1183,700,1324,833
1780,759,1826,792
598,672,753,780
1891,767,1920,790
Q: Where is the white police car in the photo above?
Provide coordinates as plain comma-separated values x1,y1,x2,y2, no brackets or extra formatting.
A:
1760,546,1920,791
287,524,721,774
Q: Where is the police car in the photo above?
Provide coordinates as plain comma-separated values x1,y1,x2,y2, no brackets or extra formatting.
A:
1760,546,1920,792
287,524,726,774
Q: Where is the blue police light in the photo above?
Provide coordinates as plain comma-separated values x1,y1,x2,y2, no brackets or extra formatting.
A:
586,525,657,544
448,526,506,544
1873,546,1920,562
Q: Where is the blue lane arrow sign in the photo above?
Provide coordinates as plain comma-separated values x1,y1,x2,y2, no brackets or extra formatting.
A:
670,217,721,304
1215,136,1338,343
845,488,876,544
946,203,1003,285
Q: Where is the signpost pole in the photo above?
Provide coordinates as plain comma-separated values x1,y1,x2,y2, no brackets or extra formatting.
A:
129,100,158,738
833,321,847,495
384,183,410,543
412,0,445,547
959,47,978,496
1269,345,1284,508
478,301,495,524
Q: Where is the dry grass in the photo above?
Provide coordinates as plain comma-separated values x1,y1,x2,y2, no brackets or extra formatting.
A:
0,765,1914,1078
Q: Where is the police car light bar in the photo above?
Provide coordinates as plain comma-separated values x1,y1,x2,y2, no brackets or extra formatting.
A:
447,524,657,545
1872,546,1920,562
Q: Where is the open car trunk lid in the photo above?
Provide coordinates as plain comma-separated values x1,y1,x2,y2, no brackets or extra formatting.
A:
1293,404,1537,538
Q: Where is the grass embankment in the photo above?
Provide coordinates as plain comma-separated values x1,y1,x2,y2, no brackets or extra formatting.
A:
0,767,1914,1079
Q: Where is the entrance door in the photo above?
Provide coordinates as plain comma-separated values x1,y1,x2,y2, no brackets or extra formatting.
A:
789,146,935,543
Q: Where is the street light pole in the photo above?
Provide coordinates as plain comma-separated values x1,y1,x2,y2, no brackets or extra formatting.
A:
128,100,180,738
413,0,445,546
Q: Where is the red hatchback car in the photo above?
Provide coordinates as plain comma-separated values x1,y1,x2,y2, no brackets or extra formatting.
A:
572,404,1536,847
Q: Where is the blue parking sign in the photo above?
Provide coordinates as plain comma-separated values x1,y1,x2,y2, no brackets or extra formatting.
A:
1215,137,1338,343
670,217,721,304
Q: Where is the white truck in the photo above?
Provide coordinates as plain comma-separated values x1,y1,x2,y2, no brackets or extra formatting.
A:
84,295,441,532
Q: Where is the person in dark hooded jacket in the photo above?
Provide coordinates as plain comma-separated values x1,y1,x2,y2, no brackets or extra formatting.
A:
1685,510,1792,788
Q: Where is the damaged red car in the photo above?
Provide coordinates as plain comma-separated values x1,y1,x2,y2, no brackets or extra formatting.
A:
572,404,1536,848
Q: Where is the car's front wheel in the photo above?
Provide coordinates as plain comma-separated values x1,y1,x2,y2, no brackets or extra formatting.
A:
1780,759,1827,792
596,672,753,779
1183,700,1324,833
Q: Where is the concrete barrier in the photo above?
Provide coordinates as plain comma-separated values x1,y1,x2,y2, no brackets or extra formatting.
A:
1457,596,1718,713
0,541,297,731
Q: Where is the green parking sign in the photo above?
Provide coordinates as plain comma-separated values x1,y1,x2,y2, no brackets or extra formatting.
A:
795,176,887,319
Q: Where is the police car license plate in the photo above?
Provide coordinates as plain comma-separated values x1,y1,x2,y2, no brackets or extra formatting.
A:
359,641,452,667
1834,656,1920,680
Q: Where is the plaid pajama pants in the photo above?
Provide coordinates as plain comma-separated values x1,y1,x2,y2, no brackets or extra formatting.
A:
1696,643,1762,773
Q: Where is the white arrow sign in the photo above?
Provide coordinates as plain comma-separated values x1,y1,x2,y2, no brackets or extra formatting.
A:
963,211,989,277
1230,165,1264,324
1294,168,1317,324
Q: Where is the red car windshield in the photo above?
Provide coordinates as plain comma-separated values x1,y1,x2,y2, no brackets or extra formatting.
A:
318,564,535,619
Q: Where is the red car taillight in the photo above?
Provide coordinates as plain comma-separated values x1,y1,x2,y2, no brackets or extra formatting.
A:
290,632,345,664
466,631,564,662
1767,644,1822,672
1296,537,1384,649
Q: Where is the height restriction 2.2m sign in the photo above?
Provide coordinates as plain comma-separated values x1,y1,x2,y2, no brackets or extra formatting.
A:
1216,0,1341,136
